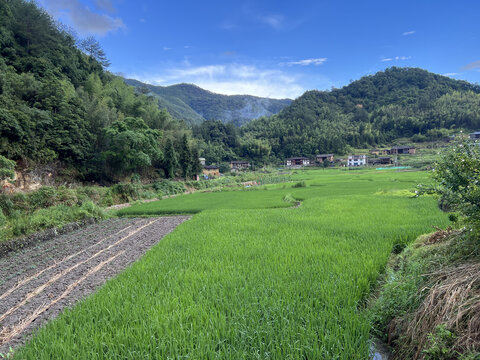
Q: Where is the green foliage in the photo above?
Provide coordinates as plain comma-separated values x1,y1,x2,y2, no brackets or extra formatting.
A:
433,135,480,227
423,324,456,360
0,0,193,182
162,138,178,178
242,67,480,160
8,201,103,238
292,181,306,188
101,117,162,179
18,169,448,359
0,155,15,181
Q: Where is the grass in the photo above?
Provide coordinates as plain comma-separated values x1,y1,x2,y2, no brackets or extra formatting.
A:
15,169,450,359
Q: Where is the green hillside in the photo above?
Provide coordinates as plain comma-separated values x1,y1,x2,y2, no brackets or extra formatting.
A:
0,0,198,182
242,67,480,158
124,79,292,126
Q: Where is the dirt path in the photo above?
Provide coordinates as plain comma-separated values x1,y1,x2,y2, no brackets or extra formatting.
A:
0,216,190,353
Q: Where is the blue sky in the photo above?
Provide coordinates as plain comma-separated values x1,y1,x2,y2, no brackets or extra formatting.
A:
39,0,480,99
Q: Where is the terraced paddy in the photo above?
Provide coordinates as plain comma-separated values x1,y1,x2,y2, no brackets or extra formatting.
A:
11,169,449,359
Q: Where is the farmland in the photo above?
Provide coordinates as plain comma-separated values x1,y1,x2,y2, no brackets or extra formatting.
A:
13,169,449,359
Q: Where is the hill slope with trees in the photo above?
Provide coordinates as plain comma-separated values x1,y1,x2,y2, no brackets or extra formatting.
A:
242,67,480,159
124,79,292,126
0,0,201,182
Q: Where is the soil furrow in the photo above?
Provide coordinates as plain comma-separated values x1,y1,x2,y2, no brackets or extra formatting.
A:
0,219,159,323
0,250,125,347
0,223,136,302
0,216,190,353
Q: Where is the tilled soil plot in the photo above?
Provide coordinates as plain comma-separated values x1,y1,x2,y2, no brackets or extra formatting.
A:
0,216,190,352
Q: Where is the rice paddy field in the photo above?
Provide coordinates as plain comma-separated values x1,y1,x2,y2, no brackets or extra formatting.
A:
15,169,449,359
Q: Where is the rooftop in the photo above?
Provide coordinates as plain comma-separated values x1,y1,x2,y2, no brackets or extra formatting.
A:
391,145,415,150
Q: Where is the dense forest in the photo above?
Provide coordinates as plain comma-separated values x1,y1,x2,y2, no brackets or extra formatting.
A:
125,79,292,126
0,0,200,182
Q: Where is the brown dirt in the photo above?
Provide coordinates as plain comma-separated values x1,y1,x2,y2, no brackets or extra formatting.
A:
0,216,190,353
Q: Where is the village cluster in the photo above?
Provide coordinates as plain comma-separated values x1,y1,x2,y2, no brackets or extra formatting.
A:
198,132,480,177
199,146,417,177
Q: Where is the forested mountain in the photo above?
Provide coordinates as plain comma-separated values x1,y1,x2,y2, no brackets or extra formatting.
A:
0,0,202,182
124,79,292,126
242,67,480,158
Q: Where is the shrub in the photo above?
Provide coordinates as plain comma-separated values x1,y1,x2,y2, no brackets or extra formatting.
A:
28,186,57,209
433,135,480,228
292,181,306,188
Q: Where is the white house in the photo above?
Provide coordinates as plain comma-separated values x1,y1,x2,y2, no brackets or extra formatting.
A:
286,157,311,167
347,155,367,167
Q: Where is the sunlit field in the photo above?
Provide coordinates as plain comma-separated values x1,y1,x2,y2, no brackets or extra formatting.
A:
17,169,449,359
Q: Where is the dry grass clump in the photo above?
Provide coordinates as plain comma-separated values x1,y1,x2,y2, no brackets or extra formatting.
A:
391,262,480,359
424,226,455,245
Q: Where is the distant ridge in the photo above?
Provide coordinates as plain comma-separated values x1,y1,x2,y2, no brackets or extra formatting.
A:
124,79,292,126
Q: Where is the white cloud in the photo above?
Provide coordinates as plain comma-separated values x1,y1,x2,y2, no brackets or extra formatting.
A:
259,14,284,29
381,56,411,62
461,60,480,71
94,0,115,14
129,64,306,99
402,30,416,36
40,0,124,36
163,46,172,51
283,58,327,66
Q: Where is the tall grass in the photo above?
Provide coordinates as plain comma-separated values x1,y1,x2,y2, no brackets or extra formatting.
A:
16,169,449,359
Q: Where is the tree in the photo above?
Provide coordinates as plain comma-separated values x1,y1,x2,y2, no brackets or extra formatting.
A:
178,134,191,179
433,134,480,227
101,117,162,179
163,138,178,179
190,147,202,178
79,36,111,68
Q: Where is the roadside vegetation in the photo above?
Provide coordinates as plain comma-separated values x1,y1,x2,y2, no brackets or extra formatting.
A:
14,169,449,359
370,136,480,359
0,172,290,243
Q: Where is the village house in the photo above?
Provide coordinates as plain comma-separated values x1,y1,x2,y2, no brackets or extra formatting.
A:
369,149,381,156
389,146,416,155
230,160,250,170
315,154,334,163
286,157,311,167
347,155,367,167
369,157,393,165
199,157,206,166
202,165,220,177
469,132,480,140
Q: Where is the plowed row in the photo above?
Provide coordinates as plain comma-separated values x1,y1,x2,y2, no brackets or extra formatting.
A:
0,216,189,352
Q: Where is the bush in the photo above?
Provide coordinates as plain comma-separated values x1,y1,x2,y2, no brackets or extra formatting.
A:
433,135,480,228
292,181,306,188
109,183,141,203
28,186,57,209
152,180,185,197
9,201,105,238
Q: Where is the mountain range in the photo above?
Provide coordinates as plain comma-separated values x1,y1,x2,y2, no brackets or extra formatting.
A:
124,79,292,126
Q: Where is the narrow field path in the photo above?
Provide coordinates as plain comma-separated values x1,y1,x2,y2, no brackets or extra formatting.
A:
0,216,190,352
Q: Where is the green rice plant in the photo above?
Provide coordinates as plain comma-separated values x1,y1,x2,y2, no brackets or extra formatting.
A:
16,169,449,359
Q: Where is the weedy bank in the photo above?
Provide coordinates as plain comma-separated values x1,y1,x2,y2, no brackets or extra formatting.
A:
15,169,449,359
